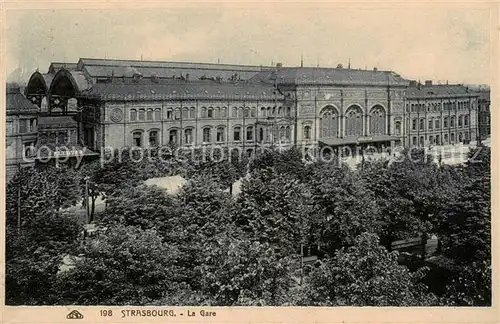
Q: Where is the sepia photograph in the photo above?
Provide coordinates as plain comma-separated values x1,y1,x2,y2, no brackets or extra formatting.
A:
1,1,495,318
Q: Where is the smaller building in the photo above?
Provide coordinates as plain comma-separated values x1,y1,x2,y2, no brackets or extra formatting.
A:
405,81,479,147
477,90,491,141
5,84,39,180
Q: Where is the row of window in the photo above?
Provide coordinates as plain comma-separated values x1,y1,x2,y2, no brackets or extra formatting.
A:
411,115,470,131
131,125,292,147
408,101,473,113
411,132,470,146
129,106,293,122
6,119,37,135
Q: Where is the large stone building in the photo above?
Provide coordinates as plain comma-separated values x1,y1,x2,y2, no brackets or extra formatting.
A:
5,84,38,180
405,81,479,147
22,58,481,162
477,90,491,141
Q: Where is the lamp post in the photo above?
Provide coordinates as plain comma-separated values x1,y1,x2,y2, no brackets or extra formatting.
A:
84,176,90,224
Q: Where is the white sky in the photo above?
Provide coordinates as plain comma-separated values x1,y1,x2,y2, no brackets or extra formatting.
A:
4,2,494,84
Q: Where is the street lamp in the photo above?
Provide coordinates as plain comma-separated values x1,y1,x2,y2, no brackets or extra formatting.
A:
84,176,90,224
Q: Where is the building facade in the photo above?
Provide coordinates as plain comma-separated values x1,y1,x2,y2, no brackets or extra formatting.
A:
405,81,479,147
6,84,39,180
477,90,491,141
22,58,482,162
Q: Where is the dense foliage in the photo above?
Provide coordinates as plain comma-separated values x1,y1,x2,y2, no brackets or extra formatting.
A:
5,145,491,306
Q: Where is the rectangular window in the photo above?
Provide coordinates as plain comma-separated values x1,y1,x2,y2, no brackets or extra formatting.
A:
167,110,173,119
130,109,137,121
138,109,145,121
184,129,193,144
234,127,241,141
6,121,13,135
133,132,142,147
464,116,469,126
23,142,35,158
190,108,196,119
19,120,28,133
149,131,158,146
428,119,433,130
182,109,188,120
155,109,161,120
419,118,425,131
458,116,463,127
412,119,417,130
203,128,211,143
147,109,153,121
208,109,213,118
217,128,224,142
451,116,455,127
435,119,440,129
232,108,238,118
444,117,448,128
169,130,178,144
246,126,254,141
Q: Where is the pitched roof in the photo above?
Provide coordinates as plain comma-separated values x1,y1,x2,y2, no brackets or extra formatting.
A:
82,80,283,101
6,85,39,113
48,62,78,73
406,85,479,98
249,67,409,86
78,58,269,81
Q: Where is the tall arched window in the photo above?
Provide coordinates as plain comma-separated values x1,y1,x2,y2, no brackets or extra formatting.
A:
149,130,159,146
221,107,227,118
202,107,207,118
369,105,386,135
190,107,196,119
394,121,401,135
320,106,339,138
251,107,256,118
132,131,143,147
345,105,363,137
138,109,145,121
303,125,311,140
182,108,188,120
208,107,214,118
146,109,153,121
261,107,267,118
214,107,220,119
234,126,241,141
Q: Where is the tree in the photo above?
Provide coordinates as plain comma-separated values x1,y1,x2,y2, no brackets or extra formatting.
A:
53,225,184,305
306,162,383,253
250,147,307,180
198,229,295,306
300,233,437,306
234,167,312,255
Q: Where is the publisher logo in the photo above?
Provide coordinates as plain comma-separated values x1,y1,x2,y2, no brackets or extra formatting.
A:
66,310,84,320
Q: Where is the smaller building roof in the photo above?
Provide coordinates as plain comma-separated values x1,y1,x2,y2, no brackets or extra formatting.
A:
48,62,78,73
406,85,479,99
6,84,39,113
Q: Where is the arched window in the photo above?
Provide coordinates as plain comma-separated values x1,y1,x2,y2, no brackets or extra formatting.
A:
155,108,161,120
458,132,463,142
246,126,254,141
419,136,425,147
214,107,220,119
149,130,159,146
130,109,137,121
132,131,143,147
175,108,181,120
234,126,241,141
450,116,455,127
244,108,250,118
464,115,469,126
451,133,455,143
138,109,146,121
251,107,256,118
190,107,196,119
444,133,449,144
261,107,267,118
146,109,153,121
169,129,178,145
369,105,386,135
217,127,225,142
184,129,193,144
345,105,363,137
435,119,440,129
203,128,211,143
232,107,238,118
279,126,286,140
429,135,434,144
182,108,188,120
259,127,264,142
444,117,449,128
221,107,227,118
412,118,417,130
436,135,441,145
428,118,433,130
202,107,207,118
286,107,291,117
167,109,173,120
285,126,291,141
320,106,339,138
304,125,311,140
208,107,214,118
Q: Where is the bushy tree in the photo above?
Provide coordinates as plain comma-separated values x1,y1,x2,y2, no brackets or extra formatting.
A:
53,225,183,305
301,233,437,306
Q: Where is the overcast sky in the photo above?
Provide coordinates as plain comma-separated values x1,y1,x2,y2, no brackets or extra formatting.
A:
5,2,493,84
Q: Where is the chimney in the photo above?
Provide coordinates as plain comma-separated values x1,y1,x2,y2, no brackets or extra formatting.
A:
425,80,432,86
409,80,417,87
